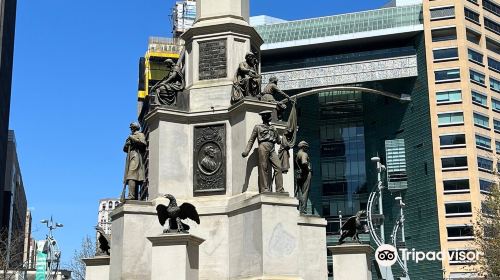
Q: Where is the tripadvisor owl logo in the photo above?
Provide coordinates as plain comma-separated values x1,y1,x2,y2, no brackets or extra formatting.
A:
375,244,398,267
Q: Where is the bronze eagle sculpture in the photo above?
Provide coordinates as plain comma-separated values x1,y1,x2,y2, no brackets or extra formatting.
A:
338,210,368,245
156,194,200,233
95,226,110,256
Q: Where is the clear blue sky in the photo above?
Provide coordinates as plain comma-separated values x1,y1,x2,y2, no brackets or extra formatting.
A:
10,0,388,266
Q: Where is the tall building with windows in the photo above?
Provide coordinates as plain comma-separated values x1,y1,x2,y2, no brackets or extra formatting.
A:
423,0,500,278
97,198,120,235
172,0,196,38
254,1,443,278
3,131,28,267
0,0,17,233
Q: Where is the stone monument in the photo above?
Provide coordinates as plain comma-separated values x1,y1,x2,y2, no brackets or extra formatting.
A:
94,0,328,279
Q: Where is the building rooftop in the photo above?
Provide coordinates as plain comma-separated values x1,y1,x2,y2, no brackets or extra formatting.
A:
147,37,183,54
254,4,423,50
250,15,287,26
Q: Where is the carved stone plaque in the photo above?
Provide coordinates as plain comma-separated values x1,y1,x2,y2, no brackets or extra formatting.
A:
198,39,227,80
194,124,226,193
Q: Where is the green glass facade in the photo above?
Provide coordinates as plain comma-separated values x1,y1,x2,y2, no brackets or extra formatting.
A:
258,20,443,280
255,4,423,45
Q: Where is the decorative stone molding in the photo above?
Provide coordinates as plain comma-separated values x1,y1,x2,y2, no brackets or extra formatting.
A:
262,55,418,91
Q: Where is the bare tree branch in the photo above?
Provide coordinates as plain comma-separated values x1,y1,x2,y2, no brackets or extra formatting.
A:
0,227,27,280
64,235,95,280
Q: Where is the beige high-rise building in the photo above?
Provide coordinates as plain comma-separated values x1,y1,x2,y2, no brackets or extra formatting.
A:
423,0,499,278
97,199,120,235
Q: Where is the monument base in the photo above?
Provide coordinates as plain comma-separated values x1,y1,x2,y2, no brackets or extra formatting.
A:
106,193,327,280
147,234,205,280
82,256,110,280
328,244,373,280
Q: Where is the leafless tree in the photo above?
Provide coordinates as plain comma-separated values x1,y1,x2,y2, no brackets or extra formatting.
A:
65,235,95,280
0,227,27,280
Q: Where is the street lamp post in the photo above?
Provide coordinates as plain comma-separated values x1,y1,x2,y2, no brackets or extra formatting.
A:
371,156,386,243
338,211,342,233
40,217,63,280
395,195,408,278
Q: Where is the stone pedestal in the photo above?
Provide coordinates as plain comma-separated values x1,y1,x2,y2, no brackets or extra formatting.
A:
328,244,373,280
109,201,163,280
147,234,205,280
82,256,110,280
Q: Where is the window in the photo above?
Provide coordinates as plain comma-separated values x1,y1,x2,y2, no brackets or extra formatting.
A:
385,139,408,191
438,112,464,126
487,37,500,55
436,68,460,82
476,134,491,149
447,225,474,240
440,134,466,147
485,17,500,35
482,201,495,216
436,90,461,104
493,98,500,111
432,27,457,42
322,203,330,216
473,112,489,128
469,0,479,4
494,119,500,132
478,156,493,171
444,179,470,193
442,156,468,170
468,49,484,64
480,179,493,193
445,202,473,216
484,0,500,16
431,6,455,20
470,69,486,85
491,77,500,92
472,91,488,106
496,141,500,153
433,48,459,61
465,8,481,24
467,28,482,45
489,57,500,73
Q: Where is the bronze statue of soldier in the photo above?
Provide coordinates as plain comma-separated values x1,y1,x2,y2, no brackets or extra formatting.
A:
295,141,312,214
242,110,284,193
122,122,147,200
151,59,185,106
261,76,291,121
231,52,261,104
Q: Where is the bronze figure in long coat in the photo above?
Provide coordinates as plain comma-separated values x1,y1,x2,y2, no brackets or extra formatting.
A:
123,122,147,200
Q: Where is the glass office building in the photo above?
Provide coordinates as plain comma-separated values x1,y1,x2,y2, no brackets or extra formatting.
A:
256,1,443,279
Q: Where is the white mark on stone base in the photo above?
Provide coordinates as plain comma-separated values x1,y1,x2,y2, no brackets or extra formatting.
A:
268,223,296,257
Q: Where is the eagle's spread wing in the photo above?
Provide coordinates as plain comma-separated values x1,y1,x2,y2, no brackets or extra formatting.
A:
179,203,200,224
341,216,356,230
156,204,169,226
